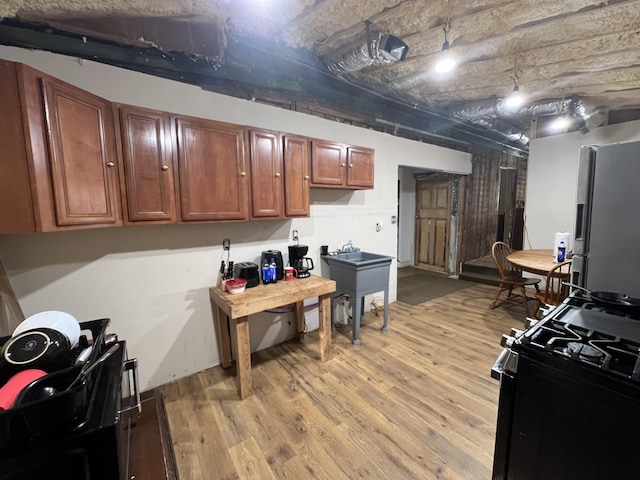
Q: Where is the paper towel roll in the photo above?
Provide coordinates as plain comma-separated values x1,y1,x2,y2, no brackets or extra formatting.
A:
553,232,571,261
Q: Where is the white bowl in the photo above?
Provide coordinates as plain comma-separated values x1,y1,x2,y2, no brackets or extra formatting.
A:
13,311,81,347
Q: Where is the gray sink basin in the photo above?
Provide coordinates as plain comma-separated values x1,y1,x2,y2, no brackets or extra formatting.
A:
324,251,393,267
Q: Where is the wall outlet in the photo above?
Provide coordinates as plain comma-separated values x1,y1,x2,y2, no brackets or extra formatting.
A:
222,238,230,250
391,215,397,224
292,230,299,242
376,221,383,232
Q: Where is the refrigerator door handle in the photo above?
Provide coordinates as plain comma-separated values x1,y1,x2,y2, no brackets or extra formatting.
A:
575,203,585,241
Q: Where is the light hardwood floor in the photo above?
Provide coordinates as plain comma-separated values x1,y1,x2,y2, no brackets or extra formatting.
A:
161,282,524,480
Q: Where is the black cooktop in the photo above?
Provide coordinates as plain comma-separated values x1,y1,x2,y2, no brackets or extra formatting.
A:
519,296,640,383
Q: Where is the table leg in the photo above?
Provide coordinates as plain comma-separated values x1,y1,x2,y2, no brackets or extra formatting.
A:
295,301,305,340
318,293,332,362
213,305,232,368
234,316,252,399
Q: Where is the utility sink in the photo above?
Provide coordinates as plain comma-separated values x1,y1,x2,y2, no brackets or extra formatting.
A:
323,251,394,345
325,251,392,266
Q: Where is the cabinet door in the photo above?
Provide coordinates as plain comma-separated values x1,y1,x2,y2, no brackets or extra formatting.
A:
311,140,345,187
117,105,176,223
41,77,122,226
346,146,375,189
174,116,249,221
249,129,283,218
283,135,310,217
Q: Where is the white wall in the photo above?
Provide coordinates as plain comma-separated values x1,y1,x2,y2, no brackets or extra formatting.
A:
526,119,640,251
0,46,471,390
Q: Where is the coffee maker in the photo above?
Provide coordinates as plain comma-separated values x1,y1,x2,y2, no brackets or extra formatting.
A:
288,245,314,278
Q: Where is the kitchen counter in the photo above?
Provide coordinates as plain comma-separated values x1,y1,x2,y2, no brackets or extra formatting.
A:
209,274,336,399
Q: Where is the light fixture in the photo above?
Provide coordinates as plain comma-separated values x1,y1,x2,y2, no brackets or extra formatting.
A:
434,20,456,74
549,115,571,131
502,62,525,111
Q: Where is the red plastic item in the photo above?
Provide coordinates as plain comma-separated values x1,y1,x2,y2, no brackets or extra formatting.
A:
0,369,47,410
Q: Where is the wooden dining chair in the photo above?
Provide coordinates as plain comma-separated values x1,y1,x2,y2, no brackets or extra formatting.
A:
490,242,541,316
531,259,572,318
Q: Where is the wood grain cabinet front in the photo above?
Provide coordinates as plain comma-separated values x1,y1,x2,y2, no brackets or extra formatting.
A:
173,115,250,222
346,145,375,188
283,134,311,217
310,139,374,190
0,61,122,233
249,129,283,219
248,130,312,218
116,105,177,224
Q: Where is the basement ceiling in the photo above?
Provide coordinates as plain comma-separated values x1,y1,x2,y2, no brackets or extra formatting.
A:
2,0,640,152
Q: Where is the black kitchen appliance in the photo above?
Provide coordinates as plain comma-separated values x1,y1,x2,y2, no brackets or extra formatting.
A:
233,262,260,288
288,245,314,278
491,294,640,480
260,250,284,281
0,319,139,479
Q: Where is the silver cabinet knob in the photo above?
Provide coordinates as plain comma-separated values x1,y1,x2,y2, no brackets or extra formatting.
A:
161,165,169,171
275,172,281,177
341,163,345,167
240,171,246,177
106,161,115,168
304,175,310,180
349,164,354,168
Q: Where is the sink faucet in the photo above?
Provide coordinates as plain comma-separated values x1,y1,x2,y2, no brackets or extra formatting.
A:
340,240,354,252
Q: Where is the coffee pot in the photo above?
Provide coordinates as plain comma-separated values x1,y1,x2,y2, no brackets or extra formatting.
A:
288,245,314,278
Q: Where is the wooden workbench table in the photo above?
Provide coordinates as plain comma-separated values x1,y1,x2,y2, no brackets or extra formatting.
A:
209,274,336,399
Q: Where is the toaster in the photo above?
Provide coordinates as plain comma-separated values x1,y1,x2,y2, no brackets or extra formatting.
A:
233,262,260,288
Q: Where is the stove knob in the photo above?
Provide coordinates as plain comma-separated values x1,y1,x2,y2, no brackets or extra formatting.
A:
510,328,524,337
525,317,539,328
500,334,515,348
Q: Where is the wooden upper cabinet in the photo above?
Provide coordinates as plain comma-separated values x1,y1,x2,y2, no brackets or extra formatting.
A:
310,140,345,187
116,105,176,223
0,61,122,233
311,140,374,189
41,76,122,227
173,115,249,222
283,135,310,217
346,146,375,188
249,129,283,219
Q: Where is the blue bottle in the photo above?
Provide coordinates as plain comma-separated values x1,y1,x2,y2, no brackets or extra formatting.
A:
262,260,271,284
557,241,566,262
269,257,277,283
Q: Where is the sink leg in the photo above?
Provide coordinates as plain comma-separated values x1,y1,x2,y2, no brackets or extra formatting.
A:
381,288,389,333
330,295,336,331
352,295,362,345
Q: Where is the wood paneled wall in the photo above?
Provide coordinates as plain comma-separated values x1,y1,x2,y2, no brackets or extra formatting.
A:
460,146,528,263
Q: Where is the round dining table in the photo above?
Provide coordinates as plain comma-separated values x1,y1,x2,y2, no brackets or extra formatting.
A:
507,249,561,276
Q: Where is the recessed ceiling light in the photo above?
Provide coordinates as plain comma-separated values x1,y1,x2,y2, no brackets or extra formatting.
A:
435,55,456,74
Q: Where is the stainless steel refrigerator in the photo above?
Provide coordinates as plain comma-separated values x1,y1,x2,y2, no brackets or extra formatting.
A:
573,141,640,298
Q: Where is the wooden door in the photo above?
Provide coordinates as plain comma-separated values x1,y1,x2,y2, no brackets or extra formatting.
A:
346,146,374,189
415,178,452,270
41,76,121,226
283,134,310,217
174,116,249,221
117,105,176,223
310,140,345,187
249,129,283,219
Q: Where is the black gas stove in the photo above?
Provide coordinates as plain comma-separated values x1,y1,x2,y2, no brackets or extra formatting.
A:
492,295,640,480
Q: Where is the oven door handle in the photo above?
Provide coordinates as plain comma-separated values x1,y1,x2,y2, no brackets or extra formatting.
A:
491,348,511,380
119,357,142,414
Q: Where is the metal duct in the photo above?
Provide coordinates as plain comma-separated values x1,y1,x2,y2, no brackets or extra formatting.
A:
324,32,407,74
449,96,590,145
